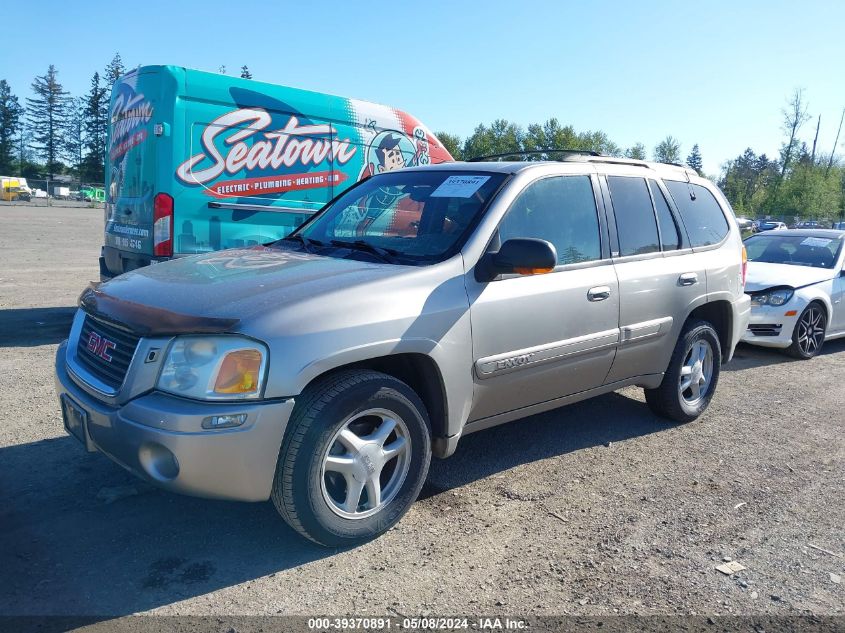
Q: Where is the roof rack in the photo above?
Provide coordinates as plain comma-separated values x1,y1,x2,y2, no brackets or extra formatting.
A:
465,150,693,173
466,148,601,162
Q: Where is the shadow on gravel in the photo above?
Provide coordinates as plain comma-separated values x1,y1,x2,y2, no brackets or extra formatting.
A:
423,390,669,498
0,307,76,347
0,389,670,618
725,339,845,372
0,435,332,618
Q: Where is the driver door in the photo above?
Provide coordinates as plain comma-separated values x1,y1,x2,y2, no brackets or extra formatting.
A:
465,175,620,422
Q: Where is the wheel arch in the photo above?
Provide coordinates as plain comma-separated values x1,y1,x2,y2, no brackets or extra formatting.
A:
685,300,734,361
298,352,450,456
799,292,832,323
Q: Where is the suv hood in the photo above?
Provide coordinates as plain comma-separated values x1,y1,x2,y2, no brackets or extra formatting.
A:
745,261,834,292
84,245,422,334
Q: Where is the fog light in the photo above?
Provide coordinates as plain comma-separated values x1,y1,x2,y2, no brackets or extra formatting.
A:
202,413,247,430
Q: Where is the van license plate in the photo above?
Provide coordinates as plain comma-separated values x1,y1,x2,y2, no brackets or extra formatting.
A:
61,395,88,445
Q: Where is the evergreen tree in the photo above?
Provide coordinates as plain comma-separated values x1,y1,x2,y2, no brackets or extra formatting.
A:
0,79,24,174
240,65,253,79
16,123,34,173
104,53,126,90
26,65,70,177
654,136,682,164
63,96,85,176
81,71,108,182
686,143,703,175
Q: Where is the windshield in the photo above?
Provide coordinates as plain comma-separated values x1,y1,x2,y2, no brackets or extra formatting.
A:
291,170,507,264
745,234,844,269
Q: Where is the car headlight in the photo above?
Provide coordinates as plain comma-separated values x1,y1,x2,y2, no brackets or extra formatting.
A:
157,336,268,400
751,288,794,307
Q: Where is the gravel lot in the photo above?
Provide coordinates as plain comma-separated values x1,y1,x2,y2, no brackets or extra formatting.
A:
1,203,843,620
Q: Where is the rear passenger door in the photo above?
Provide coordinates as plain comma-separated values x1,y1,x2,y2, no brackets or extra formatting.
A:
466,174,620,422
601,174,707,383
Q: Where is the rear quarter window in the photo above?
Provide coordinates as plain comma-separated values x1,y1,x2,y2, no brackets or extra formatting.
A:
665,181,730,247
607,176,660,257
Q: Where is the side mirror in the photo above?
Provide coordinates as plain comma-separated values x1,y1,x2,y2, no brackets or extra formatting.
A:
479,238,557,281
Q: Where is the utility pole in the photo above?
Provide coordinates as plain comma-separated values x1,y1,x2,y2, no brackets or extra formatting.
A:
827,107,844,174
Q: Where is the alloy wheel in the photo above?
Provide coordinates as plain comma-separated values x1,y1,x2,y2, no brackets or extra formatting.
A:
797,306,825,356
320,408,412,520
679,340,714,406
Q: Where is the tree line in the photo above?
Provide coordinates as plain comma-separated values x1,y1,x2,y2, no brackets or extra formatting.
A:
0,58,255,182
435,122,703,172
435,90,844,220
1,65,842,219
719,91,844,219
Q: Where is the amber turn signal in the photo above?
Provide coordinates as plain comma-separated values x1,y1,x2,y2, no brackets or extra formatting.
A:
213,349,263,395
513,266,554,275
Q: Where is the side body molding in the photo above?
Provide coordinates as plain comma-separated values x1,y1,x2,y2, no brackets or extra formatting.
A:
475,328,620,379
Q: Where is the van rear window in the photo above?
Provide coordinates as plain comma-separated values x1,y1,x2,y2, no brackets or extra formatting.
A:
665,181,730,247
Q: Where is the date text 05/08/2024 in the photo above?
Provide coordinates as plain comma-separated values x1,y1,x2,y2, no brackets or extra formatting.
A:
306,617,528,630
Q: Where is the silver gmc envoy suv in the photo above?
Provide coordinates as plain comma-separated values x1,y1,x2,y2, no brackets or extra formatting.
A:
55,156,750,546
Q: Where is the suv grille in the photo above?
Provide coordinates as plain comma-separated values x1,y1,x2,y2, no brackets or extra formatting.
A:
76,315,141,389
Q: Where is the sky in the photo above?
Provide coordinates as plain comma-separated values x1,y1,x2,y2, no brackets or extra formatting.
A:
2,0,844,176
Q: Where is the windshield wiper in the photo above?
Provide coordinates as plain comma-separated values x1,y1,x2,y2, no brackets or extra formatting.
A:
330,239,400,264
281,234,323,253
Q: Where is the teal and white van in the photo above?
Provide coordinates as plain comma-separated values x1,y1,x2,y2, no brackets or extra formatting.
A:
101,66,453,279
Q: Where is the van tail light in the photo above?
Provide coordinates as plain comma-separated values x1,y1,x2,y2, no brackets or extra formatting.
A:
741,245,748,287
153,193,174,257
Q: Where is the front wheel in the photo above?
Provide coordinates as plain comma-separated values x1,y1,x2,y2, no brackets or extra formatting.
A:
271,370,432,547
785,302,827,359
645,320,722,423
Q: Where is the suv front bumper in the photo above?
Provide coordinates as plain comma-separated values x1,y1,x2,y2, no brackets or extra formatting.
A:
54,341,295,502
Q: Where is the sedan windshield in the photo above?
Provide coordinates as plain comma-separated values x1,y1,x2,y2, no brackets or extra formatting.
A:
745,234,844,269
289,170,506,264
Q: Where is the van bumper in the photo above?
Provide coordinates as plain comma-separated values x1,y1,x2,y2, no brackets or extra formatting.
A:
54,341,295,502
100,246,172,281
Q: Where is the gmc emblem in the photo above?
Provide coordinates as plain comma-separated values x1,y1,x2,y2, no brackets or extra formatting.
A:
87,332,116,362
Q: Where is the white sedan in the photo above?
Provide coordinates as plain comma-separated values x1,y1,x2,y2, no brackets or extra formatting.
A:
741,229,845,358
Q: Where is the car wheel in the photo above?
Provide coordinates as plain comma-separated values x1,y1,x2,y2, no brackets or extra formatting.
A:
271,369,432,547
785,302,827,360
645,320,722,423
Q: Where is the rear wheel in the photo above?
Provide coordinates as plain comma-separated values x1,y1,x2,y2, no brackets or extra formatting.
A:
271,370,431,547
785,302,826,359
645,320,722,423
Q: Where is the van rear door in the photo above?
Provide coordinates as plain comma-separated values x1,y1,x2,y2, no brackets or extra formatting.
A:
102,68,161,277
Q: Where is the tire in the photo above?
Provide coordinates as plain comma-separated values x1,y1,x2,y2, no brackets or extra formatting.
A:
271,369,432,547
645,320,722,423
785,302,827,360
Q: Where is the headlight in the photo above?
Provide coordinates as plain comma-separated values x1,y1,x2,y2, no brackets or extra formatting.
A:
751,288,794,307
157,336,268,400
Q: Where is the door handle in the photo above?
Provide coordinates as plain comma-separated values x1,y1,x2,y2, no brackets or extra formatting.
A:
678,273,699,286
588,286,611,301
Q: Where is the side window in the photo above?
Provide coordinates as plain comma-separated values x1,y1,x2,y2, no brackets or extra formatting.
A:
607,176,660,256
497,176,601,266
665,181,730,247
648,179,681,251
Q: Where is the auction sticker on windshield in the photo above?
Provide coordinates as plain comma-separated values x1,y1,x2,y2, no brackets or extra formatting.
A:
801,237,833,248
430,175,490,198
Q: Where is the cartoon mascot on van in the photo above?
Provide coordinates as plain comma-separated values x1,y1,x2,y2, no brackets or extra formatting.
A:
359,129,430,180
